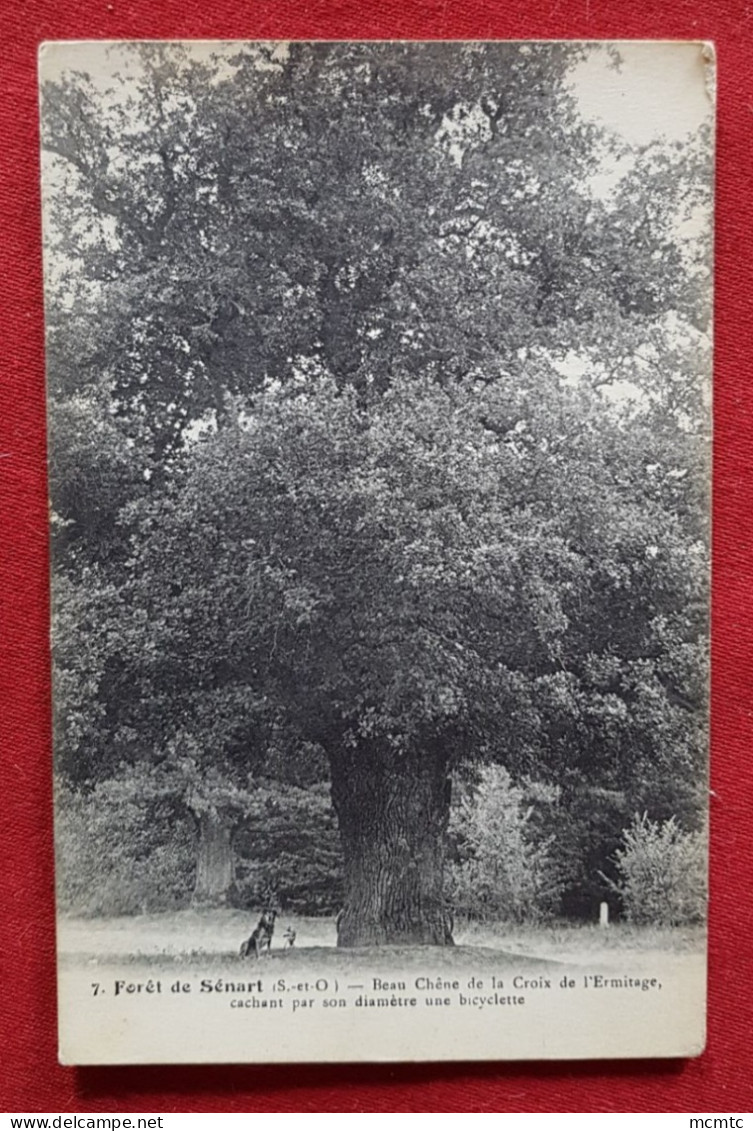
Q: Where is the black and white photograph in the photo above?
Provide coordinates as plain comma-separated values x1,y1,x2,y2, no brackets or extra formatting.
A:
40,39,713,1063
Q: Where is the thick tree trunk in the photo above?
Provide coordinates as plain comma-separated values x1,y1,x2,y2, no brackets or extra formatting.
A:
191,810,236,908
330,741,454,946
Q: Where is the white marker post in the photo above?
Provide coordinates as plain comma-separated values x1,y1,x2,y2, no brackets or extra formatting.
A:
599,901,610,928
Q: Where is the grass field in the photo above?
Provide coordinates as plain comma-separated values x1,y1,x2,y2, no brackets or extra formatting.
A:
57,909,705,975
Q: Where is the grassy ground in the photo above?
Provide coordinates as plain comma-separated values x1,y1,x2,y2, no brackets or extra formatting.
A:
458,918,705,967
57,909,705,975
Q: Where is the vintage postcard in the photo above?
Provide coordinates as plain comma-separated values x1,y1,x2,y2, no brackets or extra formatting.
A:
40,40,713,1064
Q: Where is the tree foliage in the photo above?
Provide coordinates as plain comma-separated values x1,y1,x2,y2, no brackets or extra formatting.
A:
43,42,711,933
449,766,564,923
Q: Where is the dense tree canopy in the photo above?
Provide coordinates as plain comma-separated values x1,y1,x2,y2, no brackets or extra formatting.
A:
43,42,711,940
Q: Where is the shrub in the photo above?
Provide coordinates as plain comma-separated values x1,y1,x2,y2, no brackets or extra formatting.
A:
55,779,195,916
605,812,707,926
449,765,564,924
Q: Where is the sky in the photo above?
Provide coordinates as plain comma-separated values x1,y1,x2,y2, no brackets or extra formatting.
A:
569,41,713,147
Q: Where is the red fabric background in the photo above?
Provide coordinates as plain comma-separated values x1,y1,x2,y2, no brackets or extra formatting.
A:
2,0,751,1114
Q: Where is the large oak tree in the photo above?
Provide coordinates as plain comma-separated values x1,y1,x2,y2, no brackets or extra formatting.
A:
43,42,711,943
